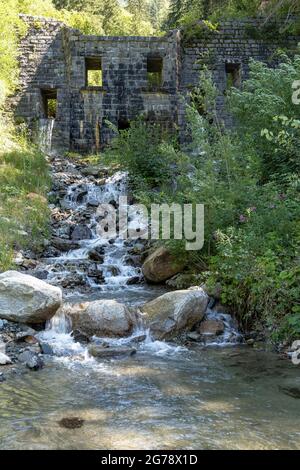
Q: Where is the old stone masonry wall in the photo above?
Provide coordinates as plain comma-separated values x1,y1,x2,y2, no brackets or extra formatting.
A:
14,15,300,153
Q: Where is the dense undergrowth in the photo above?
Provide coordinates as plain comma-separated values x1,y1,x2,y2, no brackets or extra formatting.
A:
105,54,300,344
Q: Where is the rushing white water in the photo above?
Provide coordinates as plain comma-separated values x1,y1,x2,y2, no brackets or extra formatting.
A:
38,118,54,153
37,308,186,366
46,168,142,291
203,308,243,346
38,309,85,358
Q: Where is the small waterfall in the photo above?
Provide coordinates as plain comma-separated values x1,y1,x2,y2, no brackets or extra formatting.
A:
45,166,143,293
38,118,54,153
38,309,85,358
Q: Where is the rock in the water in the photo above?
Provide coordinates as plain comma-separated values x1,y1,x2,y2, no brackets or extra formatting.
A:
71,224,92,241
141,288,209,340
71,329,90,344
0,271,62,324
18,350,44,370
142,246,186,283
16,328,37,342
88,247,105,262
187,332,201,341
0,352,12,365
81,165,107,177
39,342,55,355
126,276,141,285
51,237,80,252
199,320,225,336
63,300,139,337
88,345,136,358
26,355,44,370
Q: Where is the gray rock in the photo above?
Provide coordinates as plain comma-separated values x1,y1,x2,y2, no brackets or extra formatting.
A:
0,271,62,324
51,237,80,252
81,165,108,177
126,276,141,285
16,328,37,342
88,247,105,262
142,246,186,283
141,288,209,340
71,224,92,241
88,345,136,358
26,355,44,371
33,270,49,280
63,300,140,337
18,350,44,370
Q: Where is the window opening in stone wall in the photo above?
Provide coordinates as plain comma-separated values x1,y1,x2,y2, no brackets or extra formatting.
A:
118,118,130,131
225,63,241,89
41,89,57,118
147,57,163,88
86,58,102,87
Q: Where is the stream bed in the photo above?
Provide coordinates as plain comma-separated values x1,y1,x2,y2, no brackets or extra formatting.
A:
0,344,299,450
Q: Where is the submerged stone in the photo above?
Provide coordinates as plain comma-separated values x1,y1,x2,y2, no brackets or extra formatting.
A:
58,417,84,429
88,345,137,358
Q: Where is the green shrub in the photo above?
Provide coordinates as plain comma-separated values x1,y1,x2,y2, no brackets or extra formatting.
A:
104,119,186,193
229,54,300,183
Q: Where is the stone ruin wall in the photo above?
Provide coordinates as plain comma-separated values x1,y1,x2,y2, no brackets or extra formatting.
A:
14,14,300,153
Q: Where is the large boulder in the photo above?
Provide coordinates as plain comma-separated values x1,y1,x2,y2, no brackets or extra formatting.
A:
0,271,62,324
63,300,140,337
142,246,186,283
140,288,209,340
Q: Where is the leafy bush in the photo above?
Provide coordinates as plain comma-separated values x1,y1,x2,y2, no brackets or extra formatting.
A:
230,55,300,183
104,119,186,193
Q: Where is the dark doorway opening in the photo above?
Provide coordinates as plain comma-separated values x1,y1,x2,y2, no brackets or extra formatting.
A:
225,63,241,89
85,57,102,87
147,56,163,88
41,89,57,118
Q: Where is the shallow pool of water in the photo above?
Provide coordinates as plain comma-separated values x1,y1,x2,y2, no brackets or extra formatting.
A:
0,346,299,450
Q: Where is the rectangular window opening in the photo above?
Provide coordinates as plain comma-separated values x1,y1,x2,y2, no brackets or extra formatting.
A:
41,89,57,118
85,57,102,87
147,57,163,88
118,118,130,131
225,63,241,89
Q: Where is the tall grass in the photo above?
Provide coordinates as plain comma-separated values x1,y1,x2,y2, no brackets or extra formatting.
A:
0,134,50,271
